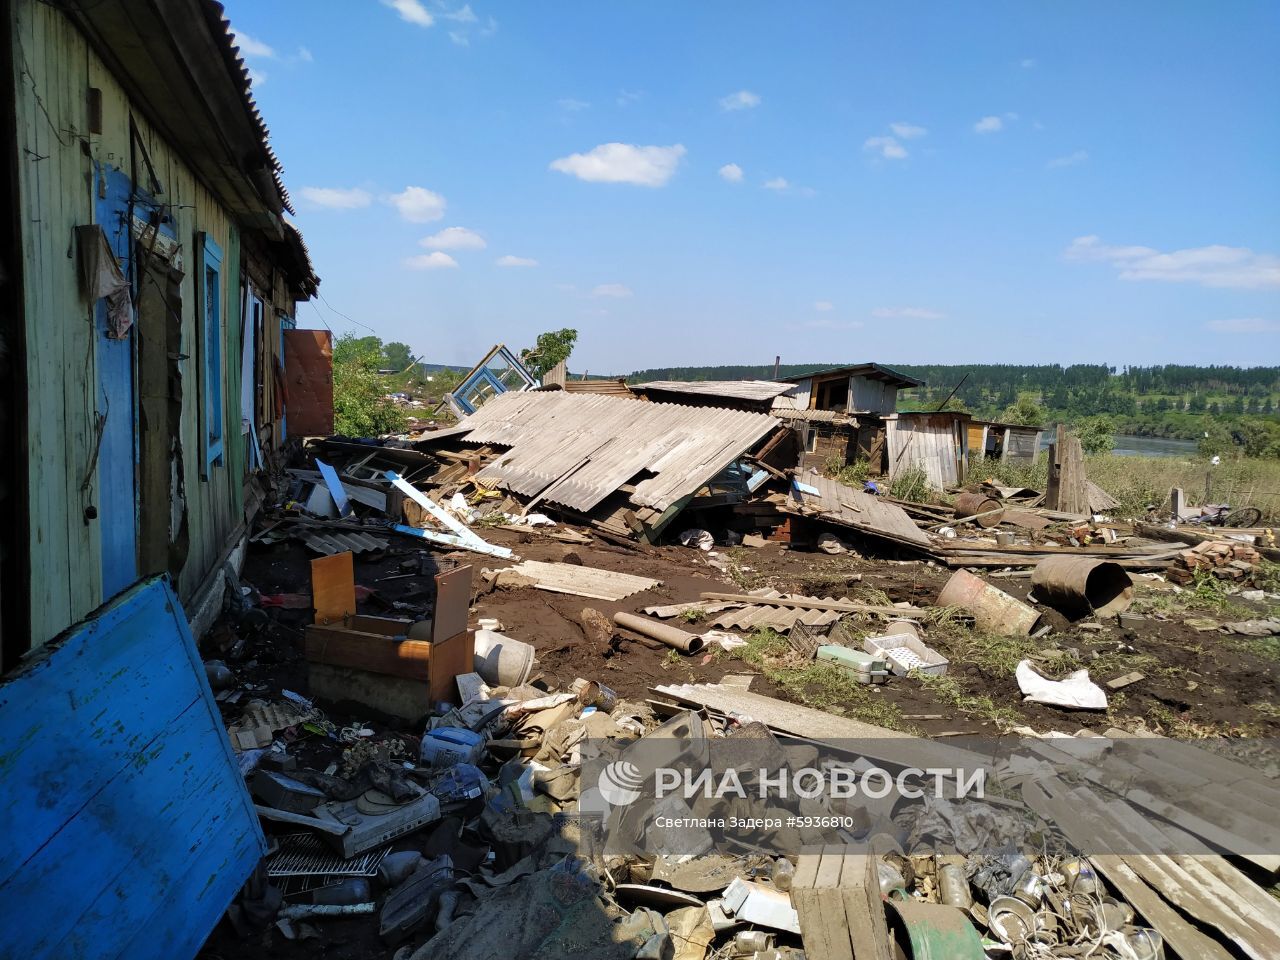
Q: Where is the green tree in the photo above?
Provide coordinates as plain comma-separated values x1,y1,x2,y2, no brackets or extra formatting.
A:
382,341,414,371
1000,395,1047,426
1074,415,1115,454
520,328,578,378
332,333,408,437
1198,422,1234,458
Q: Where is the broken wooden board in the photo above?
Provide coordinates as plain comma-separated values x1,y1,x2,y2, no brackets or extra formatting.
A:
311,552,356,624
0,578,265,960
505,559,660,601
793,846,892,960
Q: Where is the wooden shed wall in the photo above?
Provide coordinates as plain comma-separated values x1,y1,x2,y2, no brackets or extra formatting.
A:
11,0,248,646
886,414,968,489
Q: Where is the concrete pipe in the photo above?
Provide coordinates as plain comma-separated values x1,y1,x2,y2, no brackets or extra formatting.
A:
937,569,1041,635
953,493,1005,528
1031,556,1134,619
612,612,705,654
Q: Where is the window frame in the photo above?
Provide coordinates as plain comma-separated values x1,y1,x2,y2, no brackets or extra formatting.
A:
200,233,224,475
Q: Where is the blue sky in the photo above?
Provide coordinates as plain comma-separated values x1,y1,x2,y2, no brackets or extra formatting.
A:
225,1,1280,373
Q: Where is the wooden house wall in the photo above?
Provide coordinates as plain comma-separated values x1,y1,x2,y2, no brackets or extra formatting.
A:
849,376,897,415
10,0,250,647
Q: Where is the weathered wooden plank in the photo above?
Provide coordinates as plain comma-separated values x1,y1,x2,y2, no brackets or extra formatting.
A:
0,577,264,960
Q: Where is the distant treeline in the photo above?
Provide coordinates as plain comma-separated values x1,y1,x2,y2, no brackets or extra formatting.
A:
624,363,1280,443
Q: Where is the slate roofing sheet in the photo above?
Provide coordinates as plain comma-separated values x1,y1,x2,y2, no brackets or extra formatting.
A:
643,589,846,631
450,391,780,513
783,475,932,548
638,380,792,402
507,560,660,601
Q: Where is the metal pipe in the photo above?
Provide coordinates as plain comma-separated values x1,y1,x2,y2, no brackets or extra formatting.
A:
1031,556,1134,619
612,612,705,653
278,903,376,919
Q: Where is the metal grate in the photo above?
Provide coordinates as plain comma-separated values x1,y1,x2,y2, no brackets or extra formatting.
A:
267,833,389,881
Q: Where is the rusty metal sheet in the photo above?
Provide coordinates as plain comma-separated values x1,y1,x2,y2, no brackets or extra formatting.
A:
284,329,334,438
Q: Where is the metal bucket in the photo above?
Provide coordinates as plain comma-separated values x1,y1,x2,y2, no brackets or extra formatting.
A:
472,630,536,687
954,493,1004,528
937,569,1040,635
1031,556,1134,619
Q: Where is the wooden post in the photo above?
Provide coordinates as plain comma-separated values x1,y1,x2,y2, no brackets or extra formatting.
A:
1045,425,1087,514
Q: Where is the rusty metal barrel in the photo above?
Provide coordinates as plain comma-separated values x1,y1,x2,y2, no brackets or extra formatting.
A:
1031,557,1134,619
937,569,1041,635
953,492,1004,528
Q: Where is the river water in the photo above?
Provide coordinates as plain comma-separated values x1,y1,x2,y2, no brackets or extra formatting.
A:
1037,432,1200,458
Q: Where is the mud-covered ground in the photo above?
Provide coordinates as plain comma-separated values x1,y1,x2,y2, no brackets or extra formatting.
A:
229,522,1280,742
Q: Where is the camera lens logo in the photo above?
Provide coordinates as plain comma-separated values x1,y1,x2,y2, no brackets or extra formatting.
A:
597,760,644,806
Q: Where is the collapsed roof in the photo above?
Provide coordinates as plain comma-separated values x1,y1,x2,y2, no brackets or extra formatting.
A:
419,390,782,518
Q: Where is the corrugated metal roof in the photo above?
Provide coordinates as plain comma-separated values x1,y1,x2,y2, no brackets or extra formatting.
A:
779,363,924,388
450,392,780,513
638,381,792,402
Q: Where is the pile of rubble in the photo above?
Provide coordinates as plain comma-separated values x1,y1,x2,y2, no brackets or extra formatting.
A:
1169,539,1266,584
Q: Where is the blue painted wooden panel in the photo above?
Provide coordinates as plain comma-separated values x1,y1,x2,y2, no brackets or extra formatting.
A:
94,164,139,599
0,577,265,960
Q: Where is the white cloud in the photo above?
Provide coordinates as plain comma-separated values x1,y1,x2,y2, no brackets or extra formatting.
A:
1021,58,1037,68
558,98,590,112
763,177,790,191
442,3,478,22
299,186,372,209
592,283,632,298
296,46,314,62
617,89,643,106
388,186,447,222
1065,236,1280,289
383,0,434,26
233,31,275,59
871,306,946,320
404,251,458,270
720,90,761,111
550,143,686,187
974,116,1004,133
1206,318,1280,333
1046,150,1089,169
496,255,538,267
449,31,469,46
420,226,485,250
247,67,268,87
890,122,927,140
863,135,907,160
814,301,834,312
718,163,744,183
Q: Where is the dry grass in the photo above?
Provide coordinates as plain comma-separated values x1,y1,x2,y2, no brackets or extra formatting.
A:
974,453,1280,521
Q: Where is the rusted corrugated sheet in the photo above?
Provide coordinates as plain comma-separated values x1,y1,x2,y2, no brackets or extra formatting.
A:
450,392,779,513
